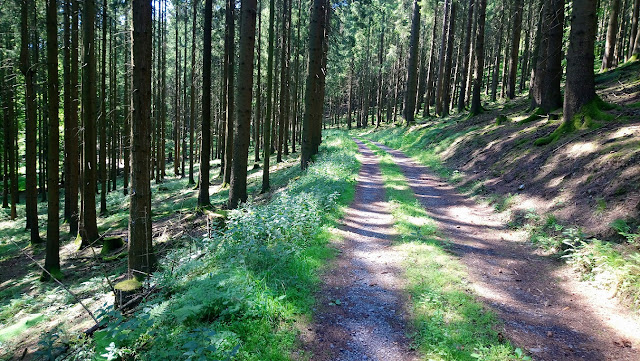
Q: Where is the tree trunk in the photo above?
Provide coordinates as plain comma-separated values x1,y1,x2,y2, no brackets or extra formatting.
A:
20,0,42,245
262,0,276,191
491,11,504,102
470,0,487,115
404,0,421,123
198,0,213,206
507,0,523,98
423,3,439,117
2,62,17,220
519,0,533,93
68,0,80,235
564,0,598,122
124,6,131,196
458,0,474,111
278,0,290,162
602,0,621,69
254,1,262,163
629,0,640,59
301,0,327,169
530,0,546,109
230,0,258,209
189,0,197,185
223,0,235,185
436,0,450,116
45,0,60,278
442,2,456,116
130,0,156,279
80,0,100,247
541,0,564,112
99,0,108,214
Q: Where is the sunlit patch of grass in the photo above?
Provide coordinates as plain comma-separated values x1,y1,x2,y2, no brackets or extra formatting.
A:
0,313,46,343
362,140,528,361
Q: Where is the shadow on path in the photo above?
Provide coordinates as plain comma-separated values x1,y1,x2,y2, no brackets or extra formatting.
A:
371,140,640,361
301,139,419,361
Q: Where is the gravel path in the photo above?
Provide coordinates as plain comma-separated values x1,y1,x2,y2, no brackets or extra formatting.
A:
371,140,640,361
300,139,419,361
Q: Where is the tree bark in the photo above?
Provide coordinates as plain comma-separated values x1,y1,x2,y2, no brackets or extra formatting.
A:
602,0,621,69
68,0,80,235
458,0,475,111
80,0,100,247
541,0,564,112
404,0,421,123
564,0,598,122
20,0,43,244
45,0,60,278
223,0,235,185
442,2,456,116
436,0,450,116
130,0,156,279
124,6,131,196
2,62,17,220
199,0,213,206
277,0,290,162
99,0,108,214
230,0,258,209
470,0,487,115
629,0,640,59
189,0,197,185
262,0,276,190
301,0,327,169
507,0,523,98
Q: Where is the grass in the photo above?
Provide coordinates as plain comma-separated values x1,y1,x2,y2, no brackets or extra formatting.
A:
0,141,340,360
81,131,361,361
361,139,529,361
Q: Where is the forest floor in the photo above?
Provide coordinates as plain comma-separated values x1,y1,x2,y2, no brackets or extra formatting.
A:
0,151,304,360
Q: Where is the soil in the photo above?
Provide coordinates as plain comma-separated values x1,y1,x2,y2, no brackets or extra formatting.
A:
372,140,640,361
300,139,419,361
436,62,640,238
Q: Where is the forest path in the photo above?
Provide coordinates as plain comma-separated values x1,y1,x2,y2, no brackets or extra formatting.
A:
370,140,640,361
300,139,420,361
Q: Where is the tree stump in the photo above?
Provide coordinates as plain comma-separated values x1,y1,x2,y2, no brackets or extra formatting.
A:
114,279,143,311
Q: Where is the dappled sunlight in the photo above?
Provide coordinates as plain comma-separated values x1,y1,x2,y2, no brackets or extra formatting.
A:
566,141,599,158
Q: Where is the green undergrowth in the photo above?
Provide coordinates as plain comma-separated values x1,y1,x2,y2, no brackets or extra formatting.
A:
518,211,640,309
362,139,529,361
534,97,616,146
72,131,360,361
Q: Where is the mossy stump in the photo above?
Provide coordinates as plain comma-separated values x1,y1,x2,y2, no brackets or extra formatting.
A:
101,237,124,255
114,278,143,311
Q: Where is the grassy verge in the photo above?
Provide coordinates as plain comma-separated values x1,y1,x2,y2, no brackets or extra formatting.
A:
69,131,360,361
361,139,529,361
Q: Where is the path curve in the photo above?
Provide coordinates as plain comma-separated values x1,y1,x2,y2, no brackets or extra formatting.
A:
301,139,419,361
372,140,640,361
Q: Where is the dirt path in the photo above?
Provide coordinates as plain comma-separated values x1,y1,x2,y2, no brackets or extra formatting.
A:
301,139,419,361
371,140,640,361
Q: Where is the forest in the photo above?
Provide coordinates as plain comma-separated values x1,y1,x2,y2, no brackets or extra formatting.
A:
1,0,640,359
